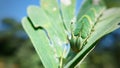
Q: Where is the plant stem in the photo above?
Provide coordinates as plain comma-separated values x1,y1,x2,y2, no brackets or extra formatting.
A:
60,57,63,68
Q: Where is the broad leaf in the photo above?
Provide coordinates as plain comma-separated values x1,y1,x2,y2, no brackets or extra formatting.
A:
60,0,76,31
27,6,67,57
76,0,92,20
22,0,76,68
22,17,59,68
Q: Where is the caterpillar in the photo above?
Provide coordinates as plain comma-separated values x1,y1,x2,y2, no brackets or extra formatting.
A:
68,0,106,52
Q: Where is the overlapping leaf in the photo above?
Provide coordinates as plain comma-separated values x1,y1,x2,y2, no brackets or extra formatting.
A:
22,0,120,68
65,8,120,68
22,17,59,68
22,0,76,68
59,0,76,31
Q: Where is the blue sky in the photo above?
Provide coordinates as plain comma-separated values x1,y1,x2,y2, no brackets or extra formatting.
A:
0,0,39,22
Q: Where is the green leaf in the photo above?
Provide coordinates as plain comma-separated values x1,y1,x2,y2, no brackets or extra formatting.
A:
64,8,120,68
76,0,105,20
39,0,69,56
22,17,59,68
22,0,75,67
60,0,76,31
76,0,93,20
25,5,66,67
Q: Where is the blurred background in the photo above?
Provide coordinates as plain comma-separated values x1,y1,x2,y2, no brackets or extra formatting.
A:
0,0,120,68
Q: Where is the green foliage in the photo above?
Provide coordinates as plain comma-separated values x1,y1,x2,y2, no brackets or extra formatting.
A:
65,8,120,67
0,18,43,68
22,0,120,68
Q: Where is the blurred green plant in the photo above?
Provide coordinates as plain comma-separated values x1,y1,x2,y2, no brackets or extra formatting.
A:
0,18,43,68
22,0,120,68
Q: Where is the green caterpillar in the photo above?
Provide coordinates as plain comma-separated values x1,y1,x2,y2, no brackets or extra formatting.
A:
69,0,106,52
